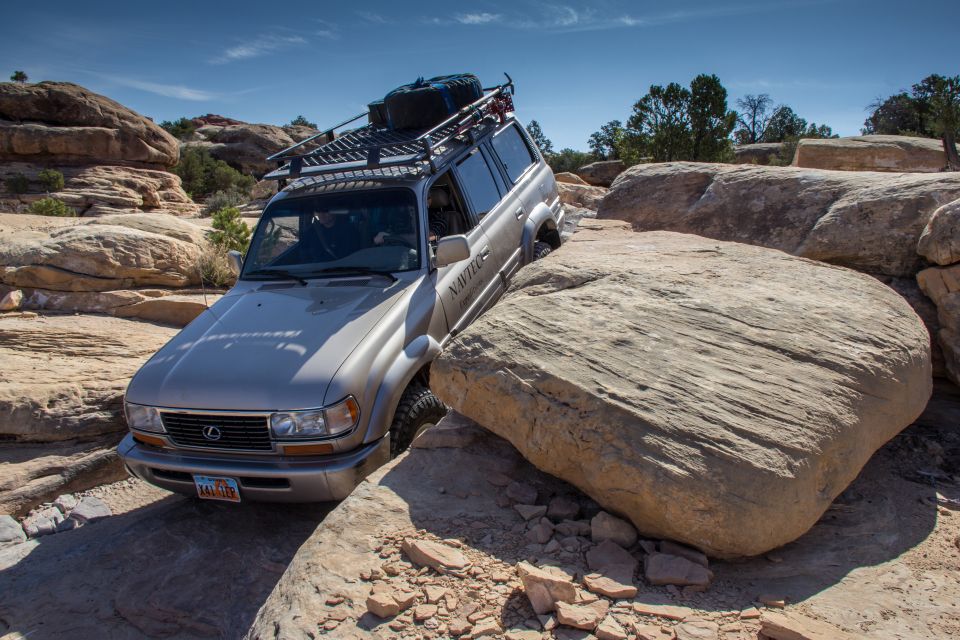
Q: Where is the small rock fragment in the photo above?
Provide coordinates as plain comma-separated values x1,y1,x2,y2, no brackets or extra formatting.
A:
591,512,637,548
506,481,538,504
659,541,709,567
547,496,581,521
448,618,472,636
68,496,112,524
515,504,548,521
526,523,554,544
595,615,628,640
53,494,79,514
674,619,720,640
645,553,713,587
402,538,469,571
758,594,786,608
556,599,610,631
555,519,592,537
414,603,438,622
586,540,638,572
471,618,503,637
0,515,27,548
632,600,690,621
395,591,418,610
739,607,761,620
761,610,861,640
0,289,23,312
517,561,578,614
367,592,400,618
505,630,542,640
583,565,637,599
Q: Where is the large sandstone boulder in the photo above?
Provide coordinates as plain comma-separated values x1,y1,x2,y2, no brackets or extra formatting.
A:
0,82,179,168
0,314,177,442
577,160,625,187
0,214,205,291
917,197,960,266
732,143,783,165
431,221,931,558
597,162,960,277
917,264,960,383
794,135,946,173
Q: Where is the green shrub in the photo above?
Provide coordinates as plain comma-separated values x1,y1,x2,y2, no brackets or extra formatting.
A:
203,188,249,216
173,147,254,200
289,115,317,128
37,168,64,192
209,206,250,252
198,245,237,288
4,173,29,194
29,197,75,217
160,117,197,140
547,149,596,174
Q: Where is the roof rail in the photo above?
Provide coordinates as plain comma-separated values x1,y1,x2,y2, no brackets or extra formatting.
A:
264,73,516,183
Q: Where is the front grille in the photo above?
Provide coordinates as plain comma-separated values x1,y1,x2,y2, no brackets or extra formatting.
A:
160,412,272,451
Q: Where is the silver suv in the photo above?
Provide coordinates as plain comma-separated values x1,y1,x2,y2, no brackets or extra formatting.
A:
119,78,563,503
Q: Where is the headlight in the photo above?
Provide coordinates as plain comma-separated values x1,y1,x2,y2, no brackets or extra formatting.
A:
124,402,165,433
270,396,359,440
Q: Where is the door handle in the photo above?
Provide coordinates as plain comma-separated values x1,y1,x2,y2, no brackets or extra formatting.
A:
480,246,491,261
515,207,525,220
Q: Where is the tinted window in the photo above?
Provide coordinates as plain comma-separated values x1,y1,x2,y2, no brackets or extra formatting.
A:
242,189,420,277
456,150,501,217
492,125,535,183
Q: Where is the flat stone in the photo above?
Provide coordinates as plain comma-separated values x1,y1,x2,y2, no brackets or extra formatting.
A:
506,481,538,505
758,594,787,608
517,561,577,614
675,619,720,640
366,592,400,619
583,564,637,599
52,494,78,514
395,591,418,610
632,623,665,640
659,541,708,567
413,603,438,622
556,599,609,631
505,630,542,640
645,553,713,587
547,495,580,521
402,538,469,571
761,610,861,640
740,607,761,619
424,585,447,604
22,507,64,538
411,410,485,449
471,618,502,637
586,540,638,573
448,619,472,636
633,600,690,621
556,520,591,537
595,615,628,640
591,512,637,548
515,504,548,521
68,496,112,524
526,523,554,544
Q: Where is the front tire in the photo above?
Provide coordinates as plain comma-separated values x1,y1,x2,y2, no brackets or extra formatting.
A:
388,384,447,456
534,241,552,260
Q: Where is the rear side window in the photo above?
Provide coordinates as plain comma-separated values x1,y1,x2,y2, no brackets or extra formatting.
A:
492,124,536,183
456,149,501,217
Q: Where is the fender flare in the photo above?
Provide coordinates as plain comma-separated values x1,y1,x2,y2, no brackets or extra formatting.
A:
363,334,442,443
521,202,560,265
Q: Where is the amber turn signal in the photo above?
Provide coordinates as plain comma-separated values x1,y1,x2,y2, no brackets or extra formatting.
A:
133,432,167,448
282,443,334,456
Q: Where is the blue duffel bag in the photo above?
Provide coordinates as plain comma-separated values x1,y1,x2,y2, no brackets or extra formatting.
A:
378,74,483,130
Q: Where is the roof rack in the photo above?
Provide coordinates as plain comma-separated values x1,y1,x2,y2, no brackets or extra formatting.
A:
264,73,516,183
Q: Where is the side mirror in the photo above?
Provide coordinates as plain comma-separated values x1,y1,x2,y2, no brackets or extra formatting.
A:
227,250,243,276
434,235,470,268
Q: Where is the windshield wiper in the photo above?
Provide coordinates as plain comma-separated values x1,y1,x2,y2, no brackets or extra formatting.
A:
311,267,398,283
244,268,309,286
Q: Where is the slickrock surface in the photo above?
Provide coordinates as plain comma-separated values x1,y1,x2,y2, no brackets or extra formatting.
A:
432,221,931,557
597,162,960,277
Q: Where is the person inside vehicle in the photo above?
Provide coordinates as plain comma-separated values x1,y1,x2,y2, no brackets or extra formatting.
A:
374,187,451,246
305,208,360,261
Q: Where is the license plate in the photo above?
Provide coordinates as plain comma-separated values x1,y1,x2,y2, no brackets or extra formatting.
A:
193,475,241,502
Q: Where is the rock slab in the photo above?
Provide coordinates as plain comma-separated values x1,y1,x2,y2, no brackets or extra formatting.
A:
794,135,946,173
597,161,960,277
431,221,931,557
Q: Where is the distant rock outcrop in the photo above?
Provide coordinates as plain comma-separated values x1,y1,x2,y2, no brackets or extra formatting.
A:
187,118,328,177
0,81,198,217
576,160,625,187
732,143,783,165
794,135,946,173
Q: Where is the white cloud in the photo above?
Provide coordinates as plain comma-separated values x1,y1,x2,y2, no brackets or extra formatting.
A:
211,34,308,64
94,74,218,101
455,12,502,25
357,10,387,24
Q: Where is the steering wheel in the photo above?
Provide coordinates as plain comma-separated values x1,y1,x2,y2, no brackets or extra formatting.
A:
382,236,415,249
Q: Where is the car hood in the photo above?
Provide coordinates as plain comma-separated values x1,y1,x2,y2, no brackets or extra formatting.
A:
126,279,411,411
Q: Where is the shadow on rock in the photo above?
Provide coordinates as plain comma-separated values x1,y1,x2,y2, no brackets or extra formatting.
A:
0,492,333,639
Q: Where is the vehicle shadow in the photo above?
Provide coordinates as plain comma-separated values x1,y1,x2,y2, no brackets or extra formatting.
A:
375,383,958,626
0,492,333,639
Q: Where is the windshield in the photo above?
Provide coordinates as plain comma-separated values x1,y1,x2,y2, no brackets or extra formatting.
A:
242,188,420,279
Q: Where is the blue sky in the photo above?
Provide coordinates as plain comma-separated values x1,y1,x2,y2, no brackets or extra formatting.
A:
3,0,957,150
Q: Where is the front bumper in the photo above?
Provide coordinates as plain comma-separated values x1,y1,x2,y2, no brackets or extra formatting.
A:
118,433,390,502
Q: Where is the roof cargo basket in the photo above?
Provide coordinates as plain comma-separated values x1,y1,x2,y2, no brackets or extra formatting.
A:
264,73,515,183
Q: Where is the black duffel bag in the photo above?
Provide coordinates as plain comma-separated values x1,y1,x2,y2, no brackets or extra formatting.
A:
381,74,483,130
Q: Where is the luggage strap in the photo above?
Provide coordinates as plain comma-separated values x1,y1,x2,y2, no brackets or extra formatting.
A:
430,83,456,112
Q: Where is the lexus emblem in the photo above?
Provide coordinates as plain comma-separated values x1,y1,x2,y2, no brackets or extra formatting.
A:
202,425,222,441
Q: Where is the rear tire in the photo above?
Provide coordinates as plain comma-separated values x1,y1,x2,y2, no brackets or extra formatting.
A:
534,241,552,260
388,384,447,456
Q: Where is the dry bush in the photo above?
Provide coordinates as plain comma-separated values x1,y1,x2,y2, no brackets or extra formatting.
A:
198,245,237,289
